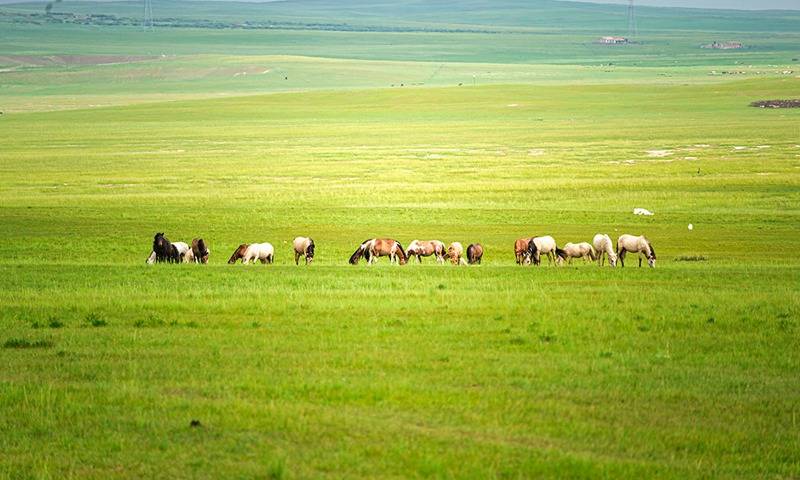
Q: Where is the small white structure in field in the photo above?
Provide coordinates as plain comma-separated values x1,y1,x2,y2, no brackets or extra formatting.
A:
633,208,654,216
688,224,694,231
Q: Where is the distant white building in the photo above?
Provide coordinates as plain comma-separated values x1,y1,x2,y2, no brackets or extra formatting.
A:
598,36,629,45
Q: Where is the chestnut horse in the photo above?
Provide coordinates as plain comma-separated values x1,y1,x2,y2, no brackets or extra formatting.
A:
293,237,315,265
514,237,532,265
466,243,484,265
228,244,249,264
406,240,446,264
349,238,407,265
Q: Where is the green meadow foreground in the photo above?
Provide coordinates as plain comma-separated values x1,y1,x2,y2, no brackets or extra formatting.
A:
2,0,800,477
1,79,799,478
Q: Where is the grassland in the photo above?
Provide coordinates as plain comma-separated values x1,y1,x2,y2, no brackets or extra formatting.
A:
1,0,799,478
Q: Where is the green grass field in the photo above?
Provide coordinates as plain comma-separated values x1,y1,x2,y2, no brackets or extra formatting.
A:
1,1,799,478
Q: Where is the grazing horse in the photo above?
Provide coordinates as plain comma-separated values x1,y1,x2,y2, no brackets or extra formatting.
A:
556,242,596,266
172,242,192,263
514,237,532,265
406,240,446,264
466,243,484,265
527,236,558,266
617,234,656,268
447,242,468,265
152,233,179,263
228,244,250,264
192,238,210,264
593,233,617,267
349,238,407,265
241,243,274,264
293,237,315,265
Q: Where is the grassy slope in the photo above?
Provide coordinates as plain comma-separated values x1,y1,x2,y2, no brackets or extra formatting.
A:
1,79,799,478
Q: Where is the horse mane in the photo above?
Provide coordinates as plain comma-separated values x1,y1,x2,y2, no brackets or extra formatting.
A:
555,247,567,259
527,238,538,256
228,243,248,264
394,241,407,263
648,243,656,259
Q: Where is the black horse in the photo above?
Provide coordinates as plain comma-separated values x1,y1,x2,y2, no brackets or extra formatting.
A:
153,233,179,263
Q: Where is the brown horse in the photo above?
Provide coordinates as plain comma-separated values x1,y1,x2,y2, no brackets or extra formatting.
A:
349,238,407,265
191,238,210,264
514,237,532,265
467,243,484,265
406,240,446,264
293,236,315,265
227,243,249,264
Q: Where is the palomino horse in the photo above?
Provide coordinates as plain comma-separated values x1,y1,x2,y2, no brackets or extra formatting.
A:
593,233,617,267
406,240,446,264
151,233,179,263
191,238,210,264
466,243,484,265
293,237,315,265
527,236,559,266
349,239,407,265
617,234,656,268
514,237,532,265
447,242,468,265
556,242,596,266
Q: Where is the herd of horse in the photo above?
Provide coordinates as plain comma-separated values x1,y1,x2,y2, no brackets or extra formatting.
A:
147,232,655,267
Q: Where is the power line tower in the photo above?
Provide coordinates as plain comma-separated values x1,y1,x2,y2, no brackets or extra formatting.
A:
627,0,637,38
143,0,154,30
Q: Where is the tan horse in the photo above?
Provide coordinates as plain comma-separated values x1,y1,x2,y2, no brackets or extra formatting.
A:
556,242,596,266
447,242,468,265
349,238,407,265
406,240,446,264
617,234,656,268
293,237,315,265
466,243,484,265
514,237,532,264
228,244,249,264
593,233,617,267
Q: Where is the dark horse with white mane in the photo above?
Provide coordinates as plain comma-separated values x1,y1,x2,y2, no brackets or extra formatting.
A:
152,232,179,263
349,238,407,265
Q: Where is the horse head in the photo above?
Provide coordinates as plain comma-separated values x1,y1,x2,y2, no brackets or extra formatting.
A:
228,244,248,264
647,244,656,268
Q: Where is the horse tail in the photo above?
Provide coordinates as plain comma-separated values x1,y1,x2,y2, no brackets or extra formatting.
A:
349,239,370,265
589,246,597,261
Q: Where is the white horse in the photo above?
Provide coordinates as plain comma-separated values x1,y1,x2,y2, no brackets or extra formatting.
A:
447,242,468,265
293,237,315,265
556,242,596,265
617,234,656,268
593,233,617,267
527,236,558,266
243,243,274,264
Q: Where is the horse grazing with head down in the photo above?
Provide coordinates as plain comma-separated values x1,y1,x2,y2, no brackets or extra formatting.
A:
467,243,484,265
191,238,210,264
228,244,249,264
617,234,656,268
349,238,406,265
447,242,468,265
555,242,596,266
293,237,315,265
406,240,446,264
526,236,559,266
514,238,532,265
152,233,180,264
593,233,617,267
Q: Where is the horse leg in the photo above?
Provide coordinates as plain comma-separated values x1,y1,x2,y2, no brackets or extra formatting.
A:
295,252,300,265
619,249,626,267
639,253,643,268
